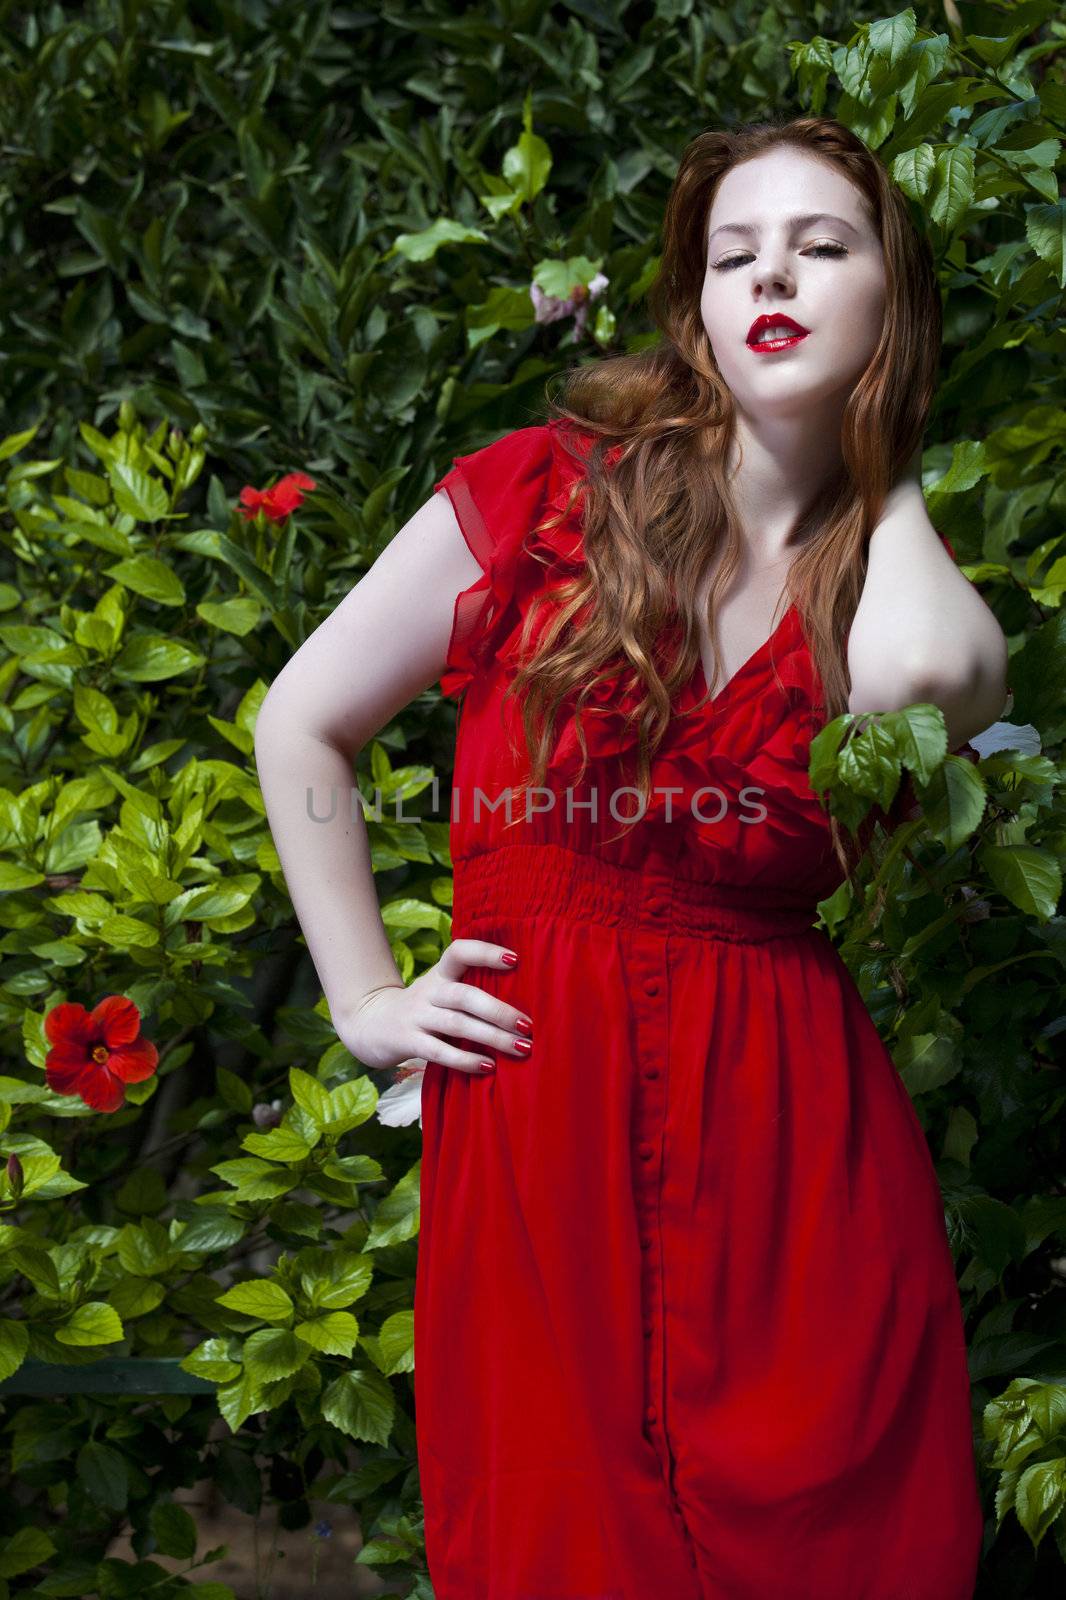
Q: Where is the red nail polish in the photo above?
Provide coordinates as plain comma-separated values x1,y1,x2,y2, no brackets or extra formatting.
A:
501,952,519,967
478,1061,495,1073
514,1017,533,1036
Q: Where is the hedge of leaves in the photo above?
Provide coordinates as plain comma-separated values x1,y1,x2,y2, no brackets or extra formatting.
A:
0,2,1064,1596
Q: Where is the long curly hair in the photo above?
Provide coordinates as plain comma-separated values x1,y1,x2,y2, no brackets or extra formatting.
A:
501,113,942,877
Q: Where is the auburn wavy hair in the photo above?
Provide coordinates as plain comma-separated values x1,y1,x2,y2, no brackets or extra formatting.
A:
499,112,942,877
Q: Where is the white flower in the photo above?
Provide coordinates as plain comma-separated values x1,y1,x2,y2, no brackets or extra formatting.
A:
966,721,1041,759
374,1058,426,1129
530,271,609,336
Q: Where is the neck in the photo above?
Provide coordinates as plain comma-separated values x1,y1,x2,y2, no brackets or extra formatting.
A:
719,406,845,559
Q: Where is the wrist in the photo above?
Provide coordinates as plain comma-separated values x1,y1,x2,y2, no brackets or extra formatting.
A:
332,980,405,1025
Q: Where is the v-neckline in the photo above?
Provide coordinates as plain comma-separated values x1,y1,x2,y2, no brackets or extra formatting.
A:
690,601,798,712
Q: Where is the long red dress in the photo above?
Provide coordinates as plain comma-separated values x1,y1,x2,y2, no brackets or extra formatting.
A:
415,420,984,1600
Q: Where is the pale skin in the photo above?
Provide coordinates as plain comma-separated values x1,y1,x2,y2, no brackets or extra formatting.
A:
699,144,1008,737
254,145,1008,1080
254,486,529,1079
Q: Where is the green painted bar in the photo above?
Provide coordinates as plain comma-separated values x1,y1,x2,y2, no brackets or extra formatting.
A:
0,1358,216,1396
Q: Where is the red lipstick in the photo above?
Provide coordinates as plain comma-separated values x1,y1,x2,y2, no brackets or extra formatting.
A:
746,313,810,353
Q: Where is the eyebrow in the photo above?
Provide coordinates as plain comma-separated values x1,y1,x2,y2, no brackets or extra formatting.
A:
708,211,861,246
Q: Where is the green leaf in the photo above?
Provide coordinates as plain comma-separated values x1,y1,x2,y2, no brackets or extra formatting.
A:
112,634,205,681
995,1465,1022,1527
216,1066,253,1114
216,1280,295,1323
0,421,43,461
928,144,975,231
54,1301,124,1346
0,1318,29,1382
180,1337,243,1383
789,37,834,116
868,8,917,67
911,753,987,851
1025,198,1066,289
196,596,262,635
150,1499,198,1559
78,1440,128,1509
501,129,552,205
216,1366,264,1431
294,1311,359,1356
391,218,489,263
198,530,281,608
0,863,46,891
890,142,936,200
64,465,111,504
290,1066,333,1128
98,913,161,948
243,1326,310,1381
177,1208,247,1254
895,1032,960,1095
109,459,170,521
378,1309,415,1375
301,1251,373,1311
325,1073,379,1136
73,683,119,737
1016,1457,1066,1548
167,876,261,923
0,1524,57,1578
980,844,1062,921
925,437,987,494
109,1276,166,1318
105,554,186,605
0,623,69,656
320,1366,396,1444
365,1160,421,1249
241,1125,314,1162
958,1196,1029,1280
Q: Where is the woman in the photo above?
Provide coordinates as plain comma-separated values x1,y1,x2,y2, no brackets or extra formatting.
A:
255,115,1007,1598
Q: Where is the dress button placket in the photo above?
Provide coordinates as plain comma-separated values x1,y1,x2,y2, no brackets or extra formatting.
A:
633,862,675,1479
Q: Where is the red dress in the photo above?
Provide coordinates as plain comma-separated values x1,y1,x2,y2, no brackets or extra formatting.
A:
415,420,984,1600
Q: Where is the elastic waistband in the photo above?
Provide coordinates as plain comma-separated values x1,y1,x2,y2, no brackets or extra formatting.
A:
452,843,819,944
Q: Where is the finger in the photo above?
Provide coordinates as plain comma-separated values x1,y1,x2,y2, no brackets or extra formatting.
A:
441,938,519,974
414,1031,497,1076
427,1004,531,1060
433,978,533,1037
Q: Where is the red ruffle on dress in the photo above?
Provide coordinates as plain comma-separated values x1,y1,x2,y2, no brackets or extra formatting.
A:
415,420,984,1600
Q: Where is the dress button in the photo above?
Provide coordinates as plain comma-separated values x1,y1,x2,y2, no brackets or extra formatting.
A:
638,1142,654,1160
642,1066,660,1081
644,978,659,996
645,1405,658,1424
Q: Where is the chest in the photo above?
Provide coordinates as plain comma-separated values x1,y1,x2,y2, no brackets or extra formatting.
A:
693,569,792,693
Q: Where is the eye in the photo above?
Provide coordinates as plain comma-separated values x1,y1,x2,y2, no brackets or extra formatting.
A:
710,241,849,271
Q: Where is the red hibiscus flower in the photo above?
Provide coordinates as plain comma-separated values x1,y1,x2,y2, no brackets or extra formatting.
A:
44,996,159,1114
238,470,317,525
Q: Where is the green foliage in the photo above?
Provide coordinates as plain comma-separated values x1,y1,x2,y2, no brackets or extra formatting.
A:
0,1,1064,1595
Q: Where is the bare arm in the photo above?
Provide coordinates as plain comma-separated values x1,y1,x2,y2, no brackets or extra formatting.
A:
253,488,534,1076
847,478,1010,750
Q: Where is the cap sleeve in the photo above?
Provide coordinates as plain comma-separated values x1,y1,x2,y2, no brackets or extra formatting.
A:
433,423,556,699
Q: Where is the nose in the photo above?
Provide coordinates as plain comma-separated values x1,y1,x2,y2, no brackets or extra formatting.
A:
751,253,795,298
742,241,793,299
